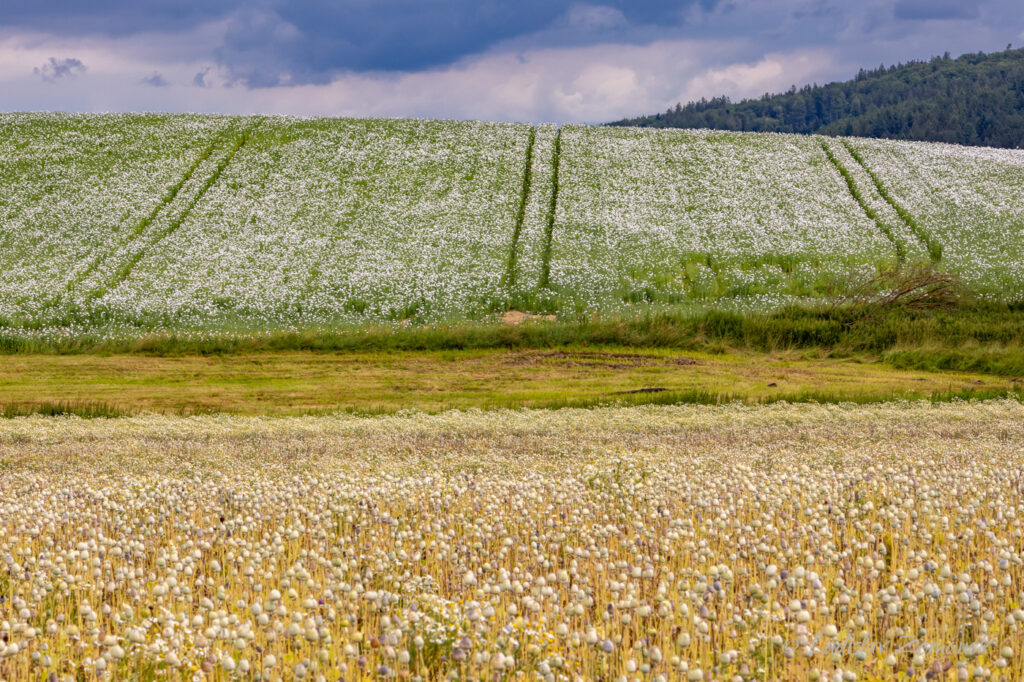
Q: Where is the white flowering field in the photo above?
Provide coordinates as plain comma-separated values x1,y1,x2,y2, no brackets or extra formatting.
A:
846,138,1024,296
2,113,1023,336
1,400,1023,680
549,126,898,311
0,114,236,326
100,118,535,327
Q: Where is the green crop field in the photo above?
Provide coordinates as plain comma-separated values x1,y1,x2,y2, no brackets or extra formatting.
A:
1,113,1023,343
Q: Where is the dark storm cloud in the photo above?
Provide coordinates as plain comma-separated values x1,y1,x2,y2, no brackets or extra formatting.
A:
2,0,1020,95
2,1,713,86
33,57,86,82
216,1,716,85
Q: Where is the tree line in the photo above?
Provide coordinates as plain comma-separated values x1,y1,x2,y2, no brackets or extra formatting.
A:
610,47,1024,148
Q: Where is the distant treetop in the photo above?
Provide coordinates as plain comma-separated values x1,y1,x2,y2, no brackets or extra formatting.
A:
610,47,1024,148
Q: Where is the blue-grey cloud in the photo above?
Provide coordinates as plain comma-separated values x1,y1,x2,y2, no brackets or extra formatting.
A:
33,57,86,83
2,1,228,36
894,0,981,21
6,0,1024,109
141,73,169,87
193,68,212,88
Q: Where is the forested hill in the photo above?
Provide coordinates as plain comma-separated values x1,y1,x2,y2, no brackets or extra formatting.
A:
610,47,1024,148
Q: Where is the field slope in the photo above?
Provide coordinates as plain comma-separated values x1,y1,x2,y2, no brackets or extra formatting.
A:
1,113,1023,343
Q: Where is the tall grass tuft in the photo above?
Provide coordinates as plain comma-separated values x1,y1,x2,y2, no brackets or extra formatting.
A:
0,400,128,418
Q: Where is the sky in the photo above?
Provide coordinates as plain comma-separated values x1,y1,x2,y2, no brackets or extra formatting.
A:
1,1,1022,123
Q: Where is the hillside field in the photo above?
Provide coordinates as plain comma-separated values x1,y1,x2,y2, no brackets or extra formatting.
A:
2,113,1024,343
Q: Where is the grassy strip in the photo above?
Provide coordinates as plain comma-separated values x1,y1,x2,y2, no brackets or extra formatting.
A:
502,127,537,291
883,347,1024,376
819,138,906,263
90,120,263,301
508,386,1024,413
0,400,128,419
538,127,563,290
69,124,234,292
841,139,943,263
4,388,1019,419
1,304,1022,375
307,388,1024,416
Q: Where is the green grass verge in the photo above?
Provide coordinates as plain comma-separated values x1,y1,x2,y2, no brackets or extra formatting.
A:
0,401,129,418
1,303,1023,377
514,386,1024,413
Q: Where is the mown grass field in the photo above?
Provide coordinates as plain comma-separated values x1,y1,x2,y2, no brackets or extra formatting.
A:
0,348,1018,416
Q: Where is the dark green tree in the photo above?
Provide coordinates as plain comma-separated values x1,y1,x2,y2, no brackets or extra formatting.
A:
610,47,1024,148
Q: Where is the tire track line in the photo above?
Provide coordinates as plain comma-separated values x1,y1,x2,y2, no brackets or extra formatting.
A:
502,126,536,291
841,139,943,263
68,124,233,294
89,118,262,301
538,126,562,290
820,137,906,264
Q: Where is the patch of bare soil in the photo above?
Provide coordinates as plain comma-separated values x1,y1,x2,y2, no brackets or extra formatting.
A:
500,310,557,325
